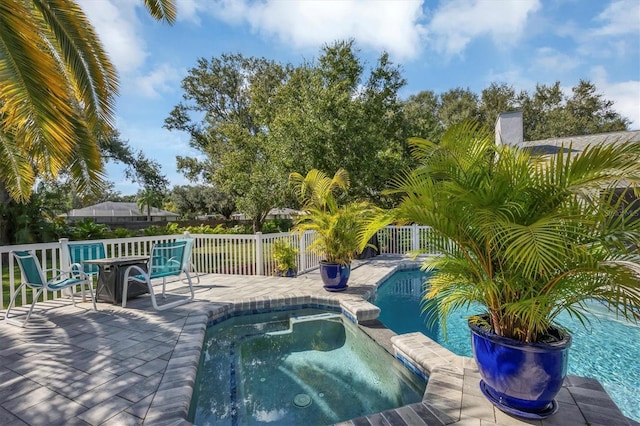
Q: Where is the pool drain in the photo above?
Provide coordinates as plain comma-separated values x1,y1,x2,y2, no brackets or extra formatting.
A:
293,393,312,408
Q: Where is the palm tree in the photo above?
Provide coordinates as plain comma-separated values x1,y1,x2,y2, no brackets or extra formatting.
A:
0,0,176,202
137,188,162,222
291,168,379,265
363,121,640,343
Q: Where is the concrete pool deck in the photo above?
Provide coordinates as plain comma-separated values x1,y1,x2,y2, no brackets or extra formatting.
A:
0,256,635,426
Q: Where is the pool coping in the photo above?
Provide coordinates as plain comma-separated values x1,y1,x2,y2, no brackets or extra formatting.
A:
143,259,423,425
145,258,634,426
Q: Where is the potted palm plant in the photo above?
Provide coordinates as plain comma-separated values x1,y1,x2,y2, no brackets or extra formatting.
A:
290,168,378,291
272,239,298,277
362,121,640,418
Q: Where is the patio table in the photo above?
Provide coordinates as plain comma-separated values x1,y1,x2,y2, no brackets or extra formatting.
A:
84,256,149,304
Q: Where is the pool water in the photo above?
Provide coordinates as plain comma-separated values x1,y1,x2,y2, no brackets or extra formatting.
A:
372,269,640,422
190,308,426,425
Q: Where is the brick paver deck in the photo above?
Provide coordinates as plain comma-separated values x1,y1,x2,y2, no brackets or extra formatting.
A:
0,256,634,425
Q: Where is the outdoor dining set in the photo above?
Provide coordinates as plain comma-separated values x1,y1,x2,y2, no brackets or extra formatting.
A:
4,238,199,327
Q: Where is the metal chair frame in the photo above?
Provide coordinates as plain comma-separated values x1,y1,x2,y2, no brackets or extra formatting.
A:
6,250,97,327
67,242,106,300
174,238,200,284
121,241,195,311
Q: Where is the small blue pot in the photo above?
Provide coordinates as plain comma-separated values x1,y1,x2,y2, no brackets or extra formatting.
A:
319,262,350,291
275,269,297,278
469,319,571,419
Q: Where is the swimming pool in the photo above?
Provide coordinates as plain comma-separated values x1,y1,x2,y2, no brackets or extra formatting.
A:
371,269,640,422
190,308,426,425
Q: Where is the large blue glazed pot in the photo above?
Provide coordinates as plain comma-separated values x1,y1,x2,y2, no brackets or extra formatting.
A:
319,261,350,292
469,319,572,419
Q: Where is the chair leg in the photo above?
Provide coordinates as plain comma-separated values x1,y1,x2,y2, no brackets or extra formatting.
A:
23,288,45,326
85,282,97,310
191,263,200,284
70,287,77,307
184,271,195,301
4,283,26,324
182,263,200,284
122,279,129,308
148,273,194,311
162,278,167,299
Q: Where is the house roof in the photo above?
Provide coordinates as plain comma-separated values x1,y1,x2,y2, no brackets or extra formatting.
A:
521,130,640,155
62,202,179,218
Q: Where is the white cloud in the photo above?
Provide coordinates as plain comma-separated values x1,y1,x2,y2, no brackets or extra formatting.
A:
77,0,148,74
531,47,581,74
426,0,541,57
574,0,640,59
593,0,640,37
208,0,426,60
591,67,640,129
176,0,207,25
134,64,182,98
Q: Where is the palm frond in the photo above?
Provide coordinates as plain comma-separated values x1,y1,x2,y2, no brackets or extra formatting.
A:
365,120,640,342
144,0,177,24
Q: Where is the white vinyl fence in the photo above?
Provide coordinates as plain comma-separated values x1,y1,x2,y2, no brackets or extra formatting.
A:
0,225,433,309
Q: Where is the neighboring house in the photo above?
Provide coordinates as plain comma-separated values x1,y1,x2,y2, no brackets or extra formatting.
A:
495,111,640,153
230,208,305,221
61,202,179,224
495,111,640,214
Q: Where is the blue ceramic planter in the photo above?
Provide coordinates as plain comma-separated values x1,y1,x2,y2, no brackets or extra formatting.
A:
319,262,350,292
469,319,572,419
275,269,297,278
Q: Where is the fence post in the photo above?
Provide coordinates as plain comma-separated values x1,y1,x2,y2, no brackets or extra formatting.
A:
255,232,264,275
298,232,306,272
411,224,420,252
59,238,70,270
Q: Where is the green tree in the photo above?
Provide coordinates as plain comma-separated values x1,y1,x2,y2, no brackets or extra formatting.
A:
401,90,444,143
363,121,640,343
479,82,518,130
101,130,169,193
438,87,481,129
519,80,629,140
0,0,175,244
165,54,290,232
272,40,408,206
137,188,163,222
169,184,235,219
0,0,176,201
564,80,630,135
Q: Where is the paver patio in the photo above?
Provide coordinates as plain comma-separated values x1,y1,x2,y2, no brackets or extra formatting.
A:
0,256,635,425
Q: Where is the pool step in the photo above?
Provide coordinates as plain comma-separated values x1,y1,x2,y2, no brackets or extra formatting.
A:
266,312,342,336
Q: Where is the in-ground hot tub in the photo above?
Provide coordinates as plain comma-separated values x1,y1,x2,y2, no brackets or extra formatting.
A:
189,308,426,425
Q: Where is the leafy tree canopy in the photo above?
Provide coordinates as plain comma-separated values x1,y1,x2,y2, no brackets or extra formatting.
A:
169,184,235,219
165,53,291,232
271,40,408,206
403,80,629,142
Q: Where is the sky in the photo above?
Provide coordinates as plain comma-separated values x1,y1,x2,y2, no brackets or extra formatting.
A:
77,0,640,195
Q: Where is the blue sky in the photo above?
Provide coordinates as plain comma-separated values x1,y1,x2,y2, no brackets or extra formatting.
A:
78,0,640,195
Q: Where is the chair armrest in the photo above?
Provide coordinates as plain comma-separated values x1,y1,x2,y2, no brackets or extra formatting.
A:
45,268,88,281
69,262,83,276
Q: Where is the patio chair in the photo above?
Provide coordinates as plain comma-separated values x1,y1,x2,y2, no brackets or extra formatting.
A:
175,238,200,284
5,250,97,327
68,241,106,279
121,241,195,311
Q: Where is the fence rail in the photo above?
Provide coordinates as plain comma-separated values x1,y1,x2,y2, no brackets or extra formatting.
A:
1,225,431,309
